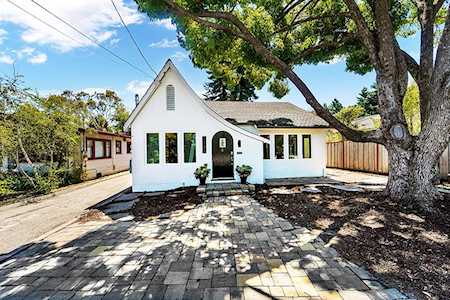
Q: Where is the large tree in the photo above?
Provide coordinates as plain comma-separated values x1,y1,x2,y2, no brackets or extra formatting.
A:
137,0,450,211
204,70,258,101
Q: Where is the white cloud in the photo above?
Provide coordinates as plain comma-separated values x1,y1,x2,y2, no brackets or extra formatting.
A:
171,51,189,62
16,47,35,59
109,38,120,46
28,53,47,64
149,38,178,48
0,28,7,44
126,80,150,97
150,19,176,30
0,0,143,52
0,53,14,64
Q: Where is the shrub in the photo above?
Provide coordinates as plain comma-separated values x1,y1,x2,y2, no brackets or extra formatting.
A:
34,168,62,194
194,164,210,179
236,165,252,177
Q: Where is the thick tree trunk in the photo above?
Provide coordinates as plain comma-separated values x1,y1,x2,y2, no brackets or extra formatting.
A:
385,143,442,212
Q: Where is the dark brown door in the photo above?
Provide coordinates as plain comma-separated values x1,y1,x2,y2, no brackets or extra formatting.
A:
212,131,234,178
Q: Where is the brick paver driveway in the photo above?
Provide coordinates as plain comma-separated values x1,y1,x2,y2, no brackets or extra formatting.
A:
0,195,409,300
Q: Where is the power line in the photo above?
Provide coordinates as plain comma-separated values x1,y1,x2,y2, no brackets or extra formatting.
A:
110,0,158,76
10,0,152,77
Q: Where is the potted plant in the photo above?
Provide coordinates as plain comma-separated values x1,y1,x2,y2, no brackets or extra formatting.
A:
236,165,252,184
194,164,210,185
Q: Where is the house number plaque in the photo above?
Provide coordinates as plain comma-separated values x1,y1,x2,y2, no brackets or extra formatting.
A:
219,138,226,148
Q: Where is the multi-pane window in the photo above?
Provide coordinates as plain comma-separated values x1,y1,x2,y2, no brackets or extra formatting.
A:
184,133,196,163
126,142,131,153
288,135,298,159
146,133,159,164
166,85,175,110
87,139,111,159
302,135,311,159
165,133,178,163
275,135,284,159
116,140,122,154
261,135,270,159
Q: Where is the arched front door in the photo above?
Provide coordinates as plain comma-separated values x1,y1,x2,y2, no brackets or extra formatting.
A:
212,131,234,179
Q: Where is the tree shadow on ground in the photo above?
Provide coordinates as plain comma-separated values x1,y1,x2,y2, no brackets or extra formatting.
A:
0,195,398,300
255,185,450,300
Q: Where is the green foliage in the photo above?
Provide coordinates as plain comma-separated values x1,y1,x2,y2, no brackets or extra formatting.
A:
194,164,210,179
236,164,252,177
34,168,62,195
335,105,365,126
357,84,378,116
268,78,289,99
324,98,343,114
204,70,258,101
403,84,421,135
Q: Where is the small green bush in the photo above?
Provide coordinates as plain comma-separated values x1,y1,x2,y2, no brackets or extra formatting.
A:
34,168,62,194
194,164,210,179
236,165,252,177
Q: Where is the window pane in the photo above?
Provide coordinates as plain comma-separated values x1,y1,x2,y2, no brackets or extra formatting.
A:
165,133,178,163
95,140,104,158
105,141,111,158
202,136,207,153
275,135,284,159
289,135,298,159
146,133,159,164
127,142,131,153
303,135,311,158
87,140,94,159
184,133,196,163
116,141,122,154
261,135,270,159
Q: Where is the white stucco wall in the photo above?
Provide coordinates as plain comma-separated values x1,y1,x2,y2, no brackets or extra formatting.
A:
130,68,264,192
259,128,328,179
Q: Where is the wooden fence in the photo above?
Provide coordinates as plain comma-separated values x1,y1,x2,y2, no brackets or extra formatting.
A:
327,140,450,181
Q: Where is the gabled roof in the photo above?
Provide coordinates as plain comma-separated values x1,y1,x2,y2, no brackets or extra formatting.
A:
124,60,268,143
205,101,329,128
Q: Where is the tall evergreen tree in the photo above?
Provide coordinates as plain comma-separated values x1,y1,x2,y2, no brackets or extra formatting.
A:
357,84,378,116
324,98,344,114
203,71,258,101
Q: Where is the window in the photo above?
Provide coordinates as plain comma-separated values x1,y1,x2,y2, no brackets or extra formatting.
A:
87,139,111,159
166,85,175,110
146,133,159,164
238,140,241,148
261,135,270,160
184,133,196,163
165,133,178,163
116,140,122,154
275,135,284,159
127,142,131,153
302,135,311,158
202,136,207,153
289,135,298,159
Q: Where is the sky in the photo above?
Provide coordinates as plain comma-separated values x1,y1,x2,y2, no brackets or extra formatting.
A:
0,0,421,112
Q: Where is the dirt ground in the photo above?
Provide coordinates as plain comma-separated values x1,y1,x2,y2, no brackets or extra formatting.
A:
255,185,450,300
132,187,203,220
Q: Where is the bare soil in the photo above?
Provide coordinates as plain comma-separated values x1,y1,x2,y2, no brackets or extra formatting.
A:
254,185,450,300
132,187,203,220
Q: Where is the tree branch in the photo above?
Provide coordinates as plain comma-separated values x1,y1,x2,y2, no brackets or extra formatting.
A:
274,13,351,33
434,0,446,16
401,50,420,82
162,0,384,143
294,34,356,61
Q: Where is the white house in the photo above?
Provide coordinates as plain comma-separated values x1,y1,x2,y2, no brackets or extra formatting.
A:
124,60,329,192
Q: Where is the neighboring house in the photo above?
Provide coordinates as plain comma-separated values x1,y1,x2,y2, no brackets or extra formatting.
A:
124,60,329,192
351,114,380,130
79,128,131,180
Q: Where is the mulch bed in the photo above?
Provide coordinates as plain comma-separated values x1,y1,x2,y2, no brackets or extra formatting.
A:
132,187,203,220
255,185,450,300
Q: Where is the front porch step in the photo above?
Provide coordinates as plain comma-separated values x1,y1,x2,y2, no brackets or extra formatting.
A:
197,183,256,198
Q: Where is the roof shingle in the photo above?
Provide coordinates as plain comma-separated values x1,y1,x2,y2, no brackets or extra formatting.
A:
205,101,329,128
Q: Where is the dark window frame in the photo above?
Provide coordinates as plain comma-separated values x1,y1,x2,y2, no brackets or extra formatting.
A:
302,134,312,159
261,135,270,160
184,133,196,163
288,134,298,159
115,140,122,154
126,141,131,153
146,133,159,164
202,136,207,153
86,138,112,160
165,132,178,164
275,134,284,159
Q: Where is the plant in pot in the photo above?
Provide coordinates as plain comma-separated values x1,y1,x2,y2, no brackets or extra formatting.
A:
194,164,210,185
236,165,252,184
